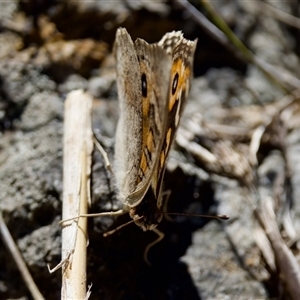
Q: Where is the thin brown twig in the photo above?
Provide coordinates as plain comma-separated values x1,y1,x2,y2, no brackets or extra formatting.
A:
255,197,300,300
246,1,300,30
0,211,45,300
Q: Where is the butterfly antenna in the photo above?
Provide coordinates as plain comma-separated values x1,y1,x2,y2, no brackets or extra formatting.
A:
162,212,229,220
103,216,143,237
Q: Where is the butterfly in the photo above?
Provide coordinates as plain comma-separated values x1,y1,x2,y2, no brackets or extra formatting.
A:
113,28,197,234
57,28,197,273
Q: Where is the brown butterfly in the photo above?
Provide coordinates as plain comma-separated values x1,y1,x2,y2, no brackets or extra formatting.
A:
113,28,197,234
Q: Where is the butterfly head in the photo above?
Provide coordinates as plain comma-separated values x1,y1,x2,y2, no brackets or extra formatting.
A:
129,189,163,231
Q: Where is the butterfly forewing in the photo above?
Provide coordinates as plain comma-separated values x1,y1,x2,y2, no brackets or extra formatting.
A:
129,39,172,206
114,28,143,205
114,28,173,208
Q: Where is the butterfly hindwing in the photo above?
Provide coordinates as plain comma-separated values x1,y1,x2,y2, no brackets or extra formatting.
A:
155,32,198,205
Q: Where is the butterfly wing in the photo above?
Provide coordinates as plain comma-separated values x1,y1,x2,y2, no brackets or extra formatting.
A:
114,28,143,205
154,32,198,206
114,28,172,207
129,32,197,230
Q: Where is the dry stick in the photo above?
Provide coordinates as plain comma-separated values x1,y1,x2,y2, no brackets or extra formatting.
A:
248,94,300,294
254,225,276,273
249,91,300,168
255,197,300,300
93,135,113,174
61,90,93,299
245,1,300,30
174,0,300,90
176,130,217,164
0,211,45,300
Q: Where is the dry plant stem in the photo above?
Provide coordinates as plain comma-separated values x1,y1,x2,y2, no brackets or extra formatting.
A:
93,135,113,174
254,226,276,273
86,284,93,300
175,0,300,90
200,0,294,91
176,130,217,164
246,1,300,30
0,212,45,300
255,197,300,299
61,90,93,300
249,125,268,167
70,149,89,295
250,90,298,168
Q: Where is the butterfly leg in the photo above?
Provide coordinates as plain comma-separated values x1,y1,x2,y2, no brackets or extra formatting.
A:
143,227,165,265
60,209,127,226
161,189,176,222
